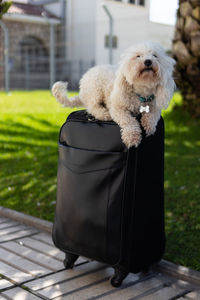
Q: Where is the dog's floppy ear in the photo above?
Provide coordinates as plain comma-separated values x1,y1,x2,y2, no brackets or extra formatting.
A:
118,50,135,85
113,69,130,92
120,62,133,85
156,55,176,110
156,77,176,110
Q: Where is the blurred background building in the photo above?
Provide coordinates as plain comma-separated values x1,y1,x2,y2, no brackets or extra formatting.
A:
0,0,178,90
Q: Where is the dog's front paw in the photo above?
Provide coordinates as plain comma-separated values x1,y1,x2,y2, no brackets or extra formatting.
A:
145,125,156,137
141,118,156,137
92,109,112,121
121,126,142,148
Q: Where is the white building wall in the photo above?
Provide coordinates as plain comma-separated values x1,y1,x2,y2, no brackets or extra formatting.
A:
64,0,97,85
95,0,175,65
66,0,96,62
150,0,178,26
44,0,176,86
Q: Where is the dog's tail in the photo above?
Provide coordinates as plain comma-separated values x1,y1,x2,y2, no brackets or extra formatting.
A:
52,81,82,107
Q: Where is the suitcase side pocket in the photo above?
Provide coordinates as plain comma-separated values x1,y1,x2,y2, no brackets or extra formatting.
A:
52,144,127,265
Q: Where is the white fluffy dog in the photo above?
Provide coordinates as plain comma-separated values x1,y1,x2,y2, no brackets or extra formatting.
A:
52,42,175,148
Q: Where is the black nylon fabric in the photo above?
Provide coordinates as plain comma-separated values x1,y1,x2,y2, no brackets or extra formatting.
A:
52,110,165,271
123,116,165,272
59,110,127,152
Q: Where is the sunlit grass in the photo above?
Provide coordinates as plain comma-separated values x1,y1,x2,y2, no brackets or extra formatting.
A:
0,90,79,113
0,90,78,220
162,92,200,270
0,90,200,270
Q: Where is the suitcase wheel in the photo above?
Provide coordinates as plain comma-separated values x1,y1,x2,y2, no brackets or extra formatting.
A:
110,266,129,288
63,253,79,269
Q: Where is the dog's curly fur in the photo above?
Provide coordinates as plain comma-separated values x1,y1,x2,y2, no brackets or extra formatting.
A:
52,42,175,148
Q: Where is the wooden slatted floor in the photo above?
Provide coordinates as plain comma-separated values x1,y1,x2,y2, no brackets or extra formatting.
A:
0,215,199,299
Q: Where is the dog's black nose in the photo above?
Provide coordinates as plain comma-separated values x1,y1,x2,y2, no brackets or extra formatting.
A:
144,59,152,67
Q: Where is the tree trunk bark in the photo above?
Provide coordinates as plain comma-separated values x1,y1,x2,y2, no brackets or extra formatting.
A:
173,0,200,117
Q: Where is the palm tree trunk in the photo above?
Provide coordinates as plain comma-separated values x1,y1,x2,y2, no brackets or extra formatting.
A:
173,0,200,117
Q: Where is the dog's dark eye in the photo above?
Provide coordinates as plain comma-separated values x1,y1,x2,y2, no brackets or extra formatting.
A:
136,55,140,58
153,54,157,58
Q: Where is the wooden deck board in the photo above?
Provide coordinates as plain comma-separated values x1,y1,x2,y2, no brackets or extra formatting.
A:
0,278,14,290
1,287,43,299
0,241,64,271
0,217,10,224
55,273,141,300
0,224,32,236
0,261,33,283
0,213,199,299
36,267,114,299
135,285,186,300
16,236,65,261
89,276,170,300
0,228,38,243
25,261,106,291
0,221,18,230
0,247,51,277
15,236,87,265
32,232,55,246
186,290,200,299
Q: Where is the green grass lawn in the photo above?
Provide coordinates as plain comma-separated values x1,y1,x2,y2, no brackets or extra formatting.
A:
0,90,200,271
0,90,78,221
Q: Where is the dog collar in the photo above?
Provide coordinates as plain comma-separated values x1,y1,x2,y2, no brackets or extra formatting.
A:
136,93,155,103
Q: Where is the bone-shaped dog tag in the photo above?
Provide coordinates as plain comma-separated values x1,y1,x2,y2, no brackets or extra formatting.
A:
140,105,150,113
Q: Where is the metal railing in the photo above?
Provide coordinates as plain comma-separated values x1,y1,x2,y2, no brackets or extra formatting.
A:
0,21,95,91
0,53,94,90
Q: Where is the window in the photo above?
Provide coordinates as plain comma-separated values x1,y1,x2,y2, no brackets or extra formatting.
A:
104,35,118,49
19,36,48,72
129,0,145,5
114,0,145,5
139,0,145,5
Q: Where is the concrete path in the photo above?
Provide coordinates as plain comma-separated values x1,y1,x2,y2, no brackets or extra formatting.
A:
0,208,199,299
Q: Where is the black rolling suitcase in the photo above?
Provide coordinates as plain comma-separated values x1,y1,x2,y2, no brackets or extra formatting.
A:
52,110,165,287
